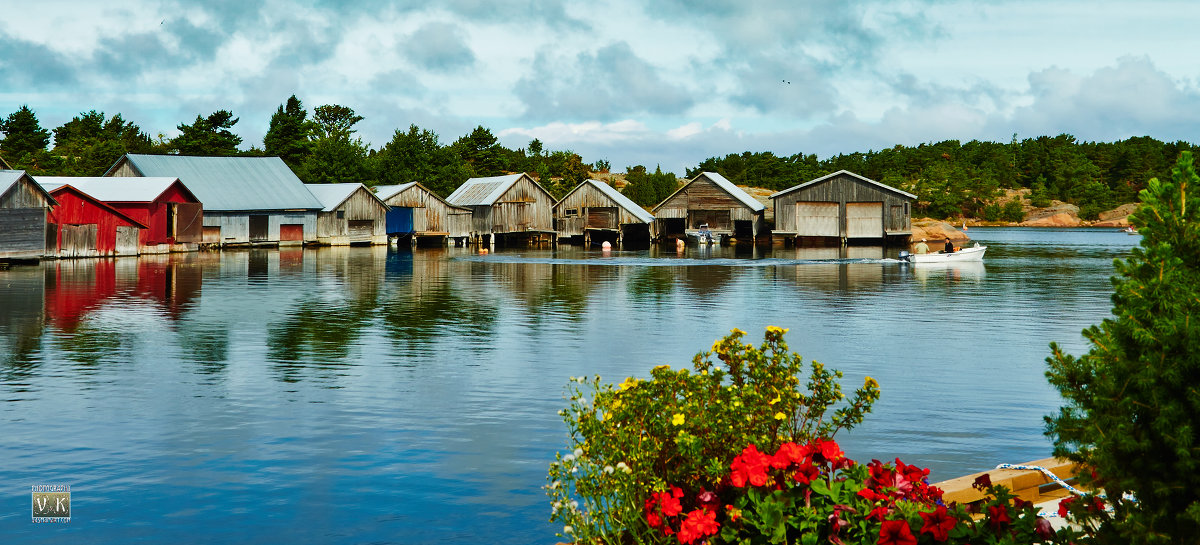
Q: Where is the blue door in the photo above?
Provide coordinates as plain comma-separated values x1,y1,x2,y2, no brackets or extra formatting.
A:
386,207,414,235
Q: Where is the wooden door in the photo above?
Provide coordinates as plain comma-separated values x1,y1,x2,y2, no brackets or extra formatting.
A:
278,224,304,241
795,202,839,236
115,226,139,255
173,203,203,242
846,202,883,238
61,224,97,257
348,220,374,241
587,207,617,229
249,215,269,242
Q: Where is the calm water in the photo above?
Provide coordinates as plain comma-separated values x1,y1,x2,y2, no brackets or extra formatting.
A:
0,227,1138,544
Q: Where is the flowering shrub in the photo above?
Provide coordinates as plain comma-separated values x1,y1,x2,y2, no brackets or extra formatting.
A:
546,327,880,543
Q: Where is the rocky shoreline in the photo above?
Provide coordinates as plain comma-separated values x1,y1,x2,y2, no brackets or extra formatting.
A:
913,199,1139,243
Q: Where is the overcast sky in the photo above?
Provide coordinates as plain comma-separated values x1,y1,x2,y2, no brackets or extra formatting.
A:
3,0,1199,173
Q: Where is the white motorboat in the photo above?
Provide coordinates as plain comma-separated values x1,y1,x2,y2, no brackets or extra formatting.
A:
902,245,986,263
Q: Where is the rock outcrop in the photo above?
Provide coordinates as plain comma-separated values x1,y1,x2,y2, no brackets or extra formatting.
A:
1021,212,1081,227
911,218,969,245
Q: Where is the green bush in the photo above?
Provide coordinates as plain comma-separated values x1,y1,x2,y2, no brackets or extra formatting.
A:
1046,151,1200,544
1002,200,1026,222
546,327,879,544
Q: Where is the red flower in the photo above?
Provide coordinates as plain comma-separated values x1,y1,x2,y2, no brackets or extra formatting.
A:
918,505,957,542
1089,497,1106,513
814,439,845,464
792,462,820,485
677,508,720,545
772,441,811,469
878,519,917,545
972,474,992,491
1057,496,1076,518
646,512,663,529
730,445,772,488
986,504,1011,532
857,488,885,502
659,491,683,517
867,505,890,522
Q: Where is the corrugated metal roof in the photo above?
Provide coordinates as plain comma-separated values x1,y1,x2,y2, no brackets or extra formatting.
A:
112,154,323,211
33,176,183,202
446,173,525,206
769,170,917,200
700,172,765,211
565,179,654,223
304,183,383,212
373,183,417,201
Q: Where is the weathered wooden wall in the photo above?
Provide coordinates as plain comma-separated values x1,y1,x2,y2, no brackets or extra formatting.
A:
483,176,555,234
772,173,912,237
203,211,317,245
106,181,204,250
382,184,472,238
0,209,49,259
554,183,649,237
315,188,388,245
46,188,142,257
654,177,763,236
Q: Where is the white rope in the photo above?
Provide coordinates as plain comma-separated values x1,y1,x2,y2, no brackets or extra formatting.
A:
994,463,1086,496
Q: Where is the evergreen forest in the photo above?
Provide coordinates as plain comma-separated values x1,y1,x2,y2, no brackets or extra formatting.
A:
3,99,1194,220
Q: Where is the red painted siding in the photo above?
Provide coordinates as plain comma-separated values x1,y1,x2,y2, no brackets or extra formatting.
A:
46,186,144,256
106,181,202,246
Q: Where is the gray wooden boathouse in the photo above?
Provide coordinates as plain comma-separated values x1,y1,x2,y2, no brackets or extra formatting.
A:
770,170,915,245
652,172,765,243
446,173,556,246
105,154,323,246
374,182,472,245
554,179,654,247
0,170,57,260
306,183,389,246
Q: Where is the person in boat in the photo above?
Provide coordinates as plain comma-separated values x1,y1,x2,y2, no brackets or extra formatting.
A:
943,238,955,253
914,238,929,254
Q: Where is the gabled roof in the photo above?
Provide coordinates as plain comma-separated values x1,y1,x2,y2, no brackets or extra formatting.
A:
105,154,323,212
654,172,765,213
1,170,58,207
305,183,387,212
769,170,917,200
374,182,418,201
45,184,149,229
375,182,470,211
557,179,654,223
447,173,550,206
33,176,196,203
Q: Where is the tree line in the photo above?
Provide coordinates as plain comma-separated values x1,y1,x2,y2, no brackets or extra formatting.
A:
3,99,1195,219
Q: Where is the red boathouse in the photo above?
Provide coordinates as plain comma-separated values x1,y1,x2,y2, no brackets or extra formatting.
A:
40,183,147,258
35,176,202,253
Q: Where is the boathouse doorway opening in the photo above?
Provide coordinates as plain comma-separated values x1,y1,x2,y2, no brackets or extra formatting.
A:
248,215,269,243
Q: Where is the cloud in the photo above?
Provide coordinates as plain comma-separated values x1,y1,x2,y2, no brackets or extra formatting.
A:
1002,56,1200,141
0,31,79,87
402,22,476,72
514,42,695,121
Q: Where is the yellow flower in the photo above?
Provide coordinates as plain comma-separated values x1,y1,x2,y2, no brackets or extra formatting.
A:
774,411,787,420
672,413,685,426
768,393,781,405
864,376,879,389
612,399,623,410
765,325,789,334
619,377,640,391
730,328,746,335
653,365,671,373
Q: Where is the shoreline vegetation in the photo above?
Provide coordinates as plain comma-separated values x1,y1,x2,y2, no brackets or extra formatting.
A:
0,102,1182,226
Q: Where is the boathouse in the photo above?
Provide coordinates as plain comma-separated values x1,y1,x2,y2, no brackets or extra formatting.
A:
446,173,556,246
40,182,147,257
33,176,203,253
305,183,389,246
374,182,472,245
104,154,323,246
554,179,654,247
652,172,765,243
0,170,57,260
769,170,915,245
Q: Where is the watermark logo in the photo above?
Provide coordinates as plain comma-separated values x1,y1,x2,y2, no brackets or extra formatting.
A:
32,484,70,523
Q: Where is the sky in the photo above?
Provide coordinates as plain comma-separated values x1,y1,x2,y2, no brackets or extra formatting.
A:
3,0,1200,173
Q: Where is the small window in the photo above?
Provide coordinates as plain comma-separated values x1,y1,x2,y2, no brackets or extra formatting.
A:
336,210,345,219
903,202,909,215
565,208,578,217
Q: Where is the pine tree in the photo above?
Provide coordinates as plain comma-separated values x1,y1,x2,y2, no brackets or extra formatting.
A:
1046,151,1200,544
263,95,313,169
0,105,51,166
